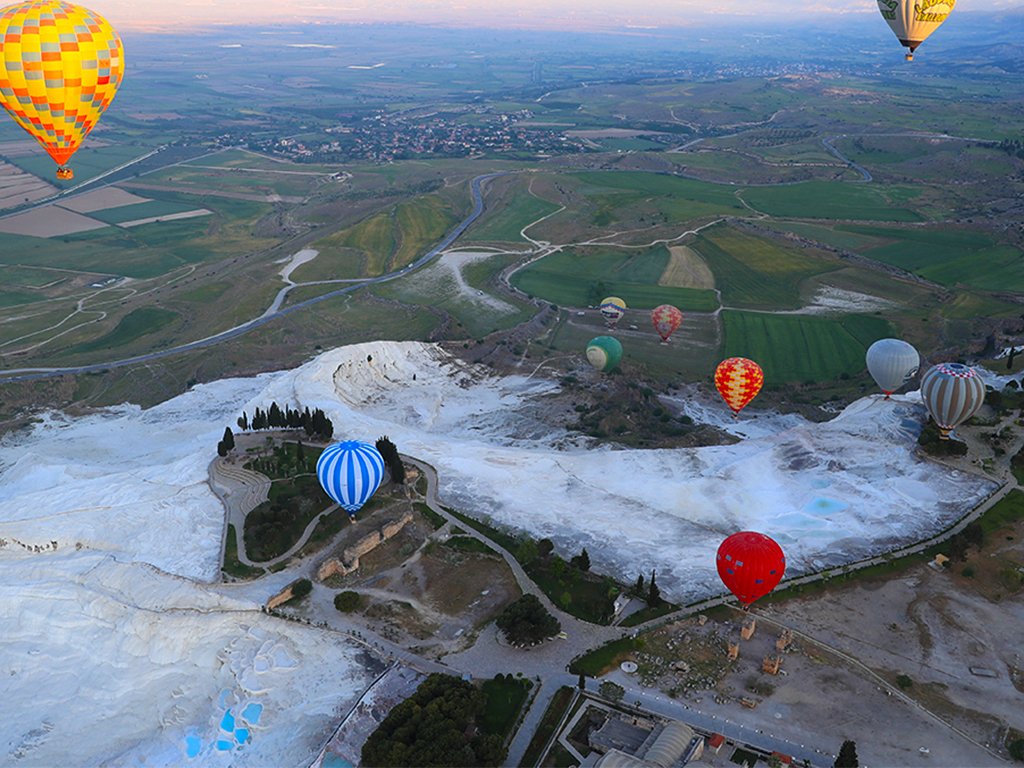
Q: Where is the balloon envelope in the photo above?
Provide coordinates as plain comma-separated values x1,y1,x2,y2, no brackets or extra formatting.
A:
714,358,764,416
716,531,786,606
876,0,954,59
920,362,985,439
0,1,124,175
599,296,626,327
651,304,683,343
866,338,920,396
586,335,622,373
316,440,386,515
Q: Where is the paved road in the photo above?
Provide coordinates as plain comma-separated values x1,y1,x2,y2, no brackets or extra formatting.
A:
0,171,508,383
821,136,872,182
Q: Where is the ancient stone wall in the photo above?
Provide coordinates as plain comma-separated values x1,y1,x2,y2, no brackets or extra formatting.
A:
317,510,414,581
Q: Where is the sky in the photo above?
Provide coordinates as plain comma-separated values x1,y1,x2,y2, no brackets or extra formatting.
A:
93,0,1023,32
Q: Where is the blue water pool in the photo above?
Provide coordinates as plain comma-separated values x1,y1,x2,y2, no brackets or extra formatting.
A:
322,755,355,768
241,703,263,724
220,710,235,732
235,728,250,744
185,734,201,759
215,740,233,752
804,497,848,515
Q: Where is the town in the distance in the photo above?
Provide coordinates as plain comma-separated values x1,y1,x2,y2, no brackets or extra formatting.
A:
1,0,1023,767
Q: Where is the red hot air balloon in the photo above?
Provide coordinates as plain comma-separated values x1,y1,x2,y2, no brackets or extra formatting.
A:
716,531,786,606
651,304,683,343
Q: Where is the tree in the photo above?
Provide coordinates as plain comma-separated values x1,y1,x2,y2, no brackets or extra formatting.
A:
516,538,539,564
598,680,624,702
963,521,984,551
222,427,235,451
948,534,968,562
571,548,591,571
237,412,249,431
537,538,554,558
634,573,645,596
833,740,859,768
496,594,560,646
216,441,228,457
578,672,586,690
1008,738,1024,762
648,570,661,605
296,440,306,466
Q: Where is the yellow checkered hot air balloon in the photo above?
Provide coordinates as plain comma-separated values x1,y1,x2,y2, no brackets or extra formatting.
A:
0,1,123,180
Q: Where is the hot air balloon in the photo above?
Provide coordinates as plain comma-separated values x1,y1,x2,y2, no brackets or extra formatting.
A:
316,440,385,520
585,335,622,373
716,531,786,607
651,304,683,344
714,357,764,418
599,296,626,329
920,362,985,440
866,338,920,398
0,0,124,180
877,0,955,61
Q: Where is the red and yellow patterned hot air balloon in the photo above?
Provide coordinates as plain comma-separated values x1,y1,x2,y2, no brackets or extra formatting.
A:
651,304,682,343
714,357,764,417
716,531,786,607
0,1,124,180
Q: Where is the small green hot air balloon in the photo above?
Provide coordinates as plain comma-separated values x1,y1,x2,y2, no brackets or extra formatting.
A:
586,336,622,372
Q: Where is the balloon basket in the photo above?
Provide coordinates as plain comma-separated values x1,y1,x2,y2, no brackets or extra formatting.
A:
56,166,73,180
905,52,914,61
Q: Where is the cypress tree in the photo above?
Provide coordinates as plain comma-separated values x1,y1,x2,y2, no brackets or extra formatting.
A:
237,412,249,431
634,573,645,596
222,427,235,451
216,441,228,457
648,570,661,605
834,740,858,768
268,402,283,428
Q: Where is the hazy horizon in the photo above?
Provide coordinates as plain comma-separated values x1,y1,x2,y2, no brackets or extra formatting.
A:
89,0,1024,33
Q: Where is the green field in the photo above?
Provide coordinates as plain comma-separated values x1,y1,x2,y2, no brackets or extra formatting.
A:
845,225,1024,291
5,144,153,189
86,199,200,225
66,307,179,354
739,181,923,222
692,225,837,309
0,195,273,279
511,245,718,311
721,311,892,384
572,170,747,224
467,186,561,242
0,288,41,308
0,265,68,288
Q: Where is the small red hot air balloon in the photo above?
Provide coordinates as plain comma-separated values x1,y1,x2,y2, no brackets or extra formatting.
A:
651,304,683,343
714,357,763,417
716,531,786,606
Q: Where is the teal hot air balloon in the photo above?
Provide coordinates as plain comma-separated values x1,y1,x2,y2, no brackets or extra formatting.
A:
866,338,920,398
586,336,622,372
920,363,985,440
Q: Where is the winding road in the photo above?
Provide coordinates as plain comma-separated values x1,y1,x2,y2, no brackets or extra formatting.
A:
0,171,507,383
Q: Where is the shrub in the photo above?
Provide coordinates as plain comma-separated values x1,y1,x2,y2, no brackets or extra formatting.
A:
335,591,362,612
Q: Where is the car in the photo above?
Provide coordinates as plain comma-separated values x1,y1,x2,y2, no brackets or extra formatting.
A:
576,311,585,316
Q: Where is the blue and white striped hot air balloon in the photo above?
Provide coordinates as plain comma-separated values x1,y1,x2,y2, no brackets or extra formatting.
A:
316,440,386,519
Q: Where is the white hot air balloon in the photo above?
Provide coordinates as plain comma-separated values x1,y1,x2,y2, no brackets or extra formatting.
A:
920,362,985,440
866,338,920,398
877,0,955,60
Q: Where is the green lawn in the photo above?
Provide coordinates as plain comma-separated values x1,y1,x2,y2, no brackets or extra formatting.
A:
510,246,718,311
721,311,892,384
66,307,179,354
572,170,747,225
479,675,533,739
693,225,837,309
5,143,153,189
0,288,43,308
739,181,923,222
569,636,643,676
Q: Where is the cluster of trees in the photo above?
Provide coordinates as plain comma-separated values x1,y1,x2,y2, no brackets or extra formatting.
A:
236,403,333,440
496,593,561,646
375,436,406,484
997,138,1024,161
945,521,984,562
632,570,662,605
361,674,505,767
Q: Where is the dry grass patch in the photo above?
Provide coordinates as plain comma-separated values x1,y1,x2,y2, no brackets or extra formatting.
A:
659,245,716,289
